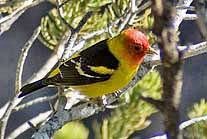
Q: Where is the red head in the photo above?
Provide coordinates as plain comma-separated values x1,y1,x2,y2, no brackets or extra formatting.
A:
121,29,156,66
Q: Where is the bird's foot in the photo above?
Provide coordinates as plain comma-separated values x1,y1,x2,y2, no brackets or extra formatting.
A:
89,97,104,106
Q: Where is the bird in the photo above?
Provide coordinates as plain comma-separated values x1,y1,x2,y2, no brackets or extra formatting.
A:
18,28,157,98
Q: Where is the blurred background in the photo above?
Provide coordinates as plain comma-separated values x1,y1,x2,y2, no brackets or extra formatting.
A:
0,1,207,139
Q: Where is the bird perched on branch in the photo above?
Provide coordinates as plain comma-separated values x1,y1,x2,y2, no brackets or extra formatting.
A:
18,29,157,98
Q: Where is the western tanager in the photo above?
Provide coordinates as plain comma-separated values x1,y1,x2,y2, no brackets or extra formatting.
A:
18,29,156,98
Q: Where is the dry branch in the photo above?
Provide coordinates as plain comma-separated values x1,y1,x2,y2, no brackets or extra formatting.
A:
15,26,41,94
7,111,52,139
150,114,207,139
26,30,70,84
0,0,45,35
151,0,184,138
14,94,58,112
0,26,41,139
60,11,93,61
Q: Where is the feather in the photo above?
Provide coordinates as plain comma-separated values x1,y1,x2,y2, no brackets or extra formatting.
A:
18,79,47,98
46,40,119,86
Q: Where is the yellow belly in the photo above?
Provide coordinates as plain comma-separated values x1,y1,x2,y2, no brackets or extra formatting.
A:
71,65,138,97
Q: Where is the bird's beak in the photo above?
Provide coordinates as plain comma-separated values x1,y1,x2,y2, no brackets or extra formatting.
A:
145,47,158,55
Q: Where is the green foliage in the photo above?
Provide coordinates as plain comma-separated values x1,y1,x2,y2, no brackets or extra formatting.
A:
0,0,156,50
53,121,89,139
189,99,207,118
40,0,122,50
184,99,207,139
39,0,156,50
133,8,156,44
0,1,24,14
93,71,162,139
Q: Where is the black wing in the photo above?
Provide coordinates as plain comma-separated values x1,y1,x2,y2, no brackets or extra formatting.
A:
78,40,119,69
46,40,119,86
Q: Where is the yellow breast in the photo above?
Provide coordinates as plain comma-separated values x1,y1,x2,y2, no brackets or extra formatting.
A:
71,64,138,97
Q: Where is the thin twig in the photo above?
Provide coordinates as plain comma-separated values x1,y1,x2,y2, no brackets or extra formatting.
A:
60,11,93,61
0,26,41,139
0,10,24,36
182,41,207,59
58,0,70,8
14,94,58,112
7,111,52,139
150,134,167,139
149,114,207,139
176,5,195,11
146,41,207,65
25,30,70,84
0,0,29,7
0,0,45,35
75,29,106,49
130,0,136,13
118,0,151,32
75,11,93,32
0,103,9,119
0,15,70,139
183,14,197,20
0,97,22,139
195,1,207,40
173,0,194,30
140,96,164,112
56,0,74,30
179,115,207,130
56,0,94,61
15,26,41,94
75,0,150,51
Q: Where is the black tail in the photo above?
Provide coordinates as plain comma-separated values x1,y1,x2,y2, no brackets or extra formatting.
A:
18,79,47,98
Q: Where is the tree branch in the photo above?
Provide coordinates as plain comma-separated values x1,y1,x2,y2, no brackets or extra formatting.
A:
56,0,74,30
7,111,52,139
14,94,58,112
179,115,207,130
32,101,104,139
0,0,45,36
146,41,207,66
117,0,151,32
0,26,41,139
0,0,30,7
151,0,184,138
15,26,41,94
149,114,207,139
0,97,23,139
0,21,70,139
25,30,70,84
173,0,194,31
60,11,93,61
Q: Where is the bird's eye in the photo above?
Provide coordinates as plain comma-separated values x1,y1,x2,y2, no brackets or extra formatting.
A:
134,45,142,51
